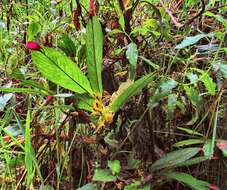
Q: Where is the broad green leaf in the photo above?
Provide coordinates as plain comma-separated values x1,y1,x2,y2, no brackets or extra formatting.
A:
173,139,204,147
175,34,210,49
151,147,201,171
126,43,138,80
109,73,154,112
164,172,210,190
76,183,98,190
32,47,93,95
92,169,116,182
108,160,121,175
86,16,103,94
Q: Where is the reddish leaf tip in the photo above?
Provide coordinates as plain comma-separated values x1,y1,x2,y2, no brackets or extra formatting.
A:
208,184,220,190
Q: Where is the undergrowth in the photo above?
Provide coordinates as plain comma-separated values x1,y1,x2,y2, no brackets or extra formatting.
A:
0,0,227,190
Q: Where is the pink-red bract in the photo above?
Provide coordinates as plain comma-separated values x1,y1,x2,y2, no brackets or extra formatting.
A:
26,41,41,51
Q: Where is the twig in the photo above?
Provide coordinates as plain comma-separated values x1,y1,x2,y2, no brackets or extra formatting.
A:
160,0,183,28
160,0,206,28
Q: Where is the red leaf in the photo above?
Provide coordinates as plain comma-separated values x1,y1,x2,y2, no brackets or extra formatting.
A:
208,184,220,190
89,0,95,17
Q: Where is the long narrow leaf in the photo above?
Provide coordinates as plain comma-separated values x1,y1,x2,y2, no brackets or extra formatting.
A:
86,16,103,94
109,73,154,112
151,147,201,171
164,171,210,190
25,109,34,185
0,87,47,95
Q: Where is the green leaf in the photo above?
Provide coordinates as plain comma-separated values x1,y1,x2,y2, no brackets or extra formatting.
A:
177,127,203,137
150,79,178,108
86,16,103,94
175,156,208,167
27,21,41,41
58,34,77,57
24,109,34,185
76,183,98,190
32,47,93,95
77,94,94,112
138,185,151,190
126,43,138,80
175,34,210,49
200,73,216,95
20,80,52,94
0,87,48,95
108,160,121,175
173,139,204,147
220,63,227,78
191,68,216,95
124,181,151,190
164,172,209,190
184,86,200,109
139,56,160,70
124,181,141,190
204,12,227,28
203,139,213,159
109,73,154,112
92,169,116,182
104,131,120,148
167,94,177,119
151,147,201,171
127,154,141,170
